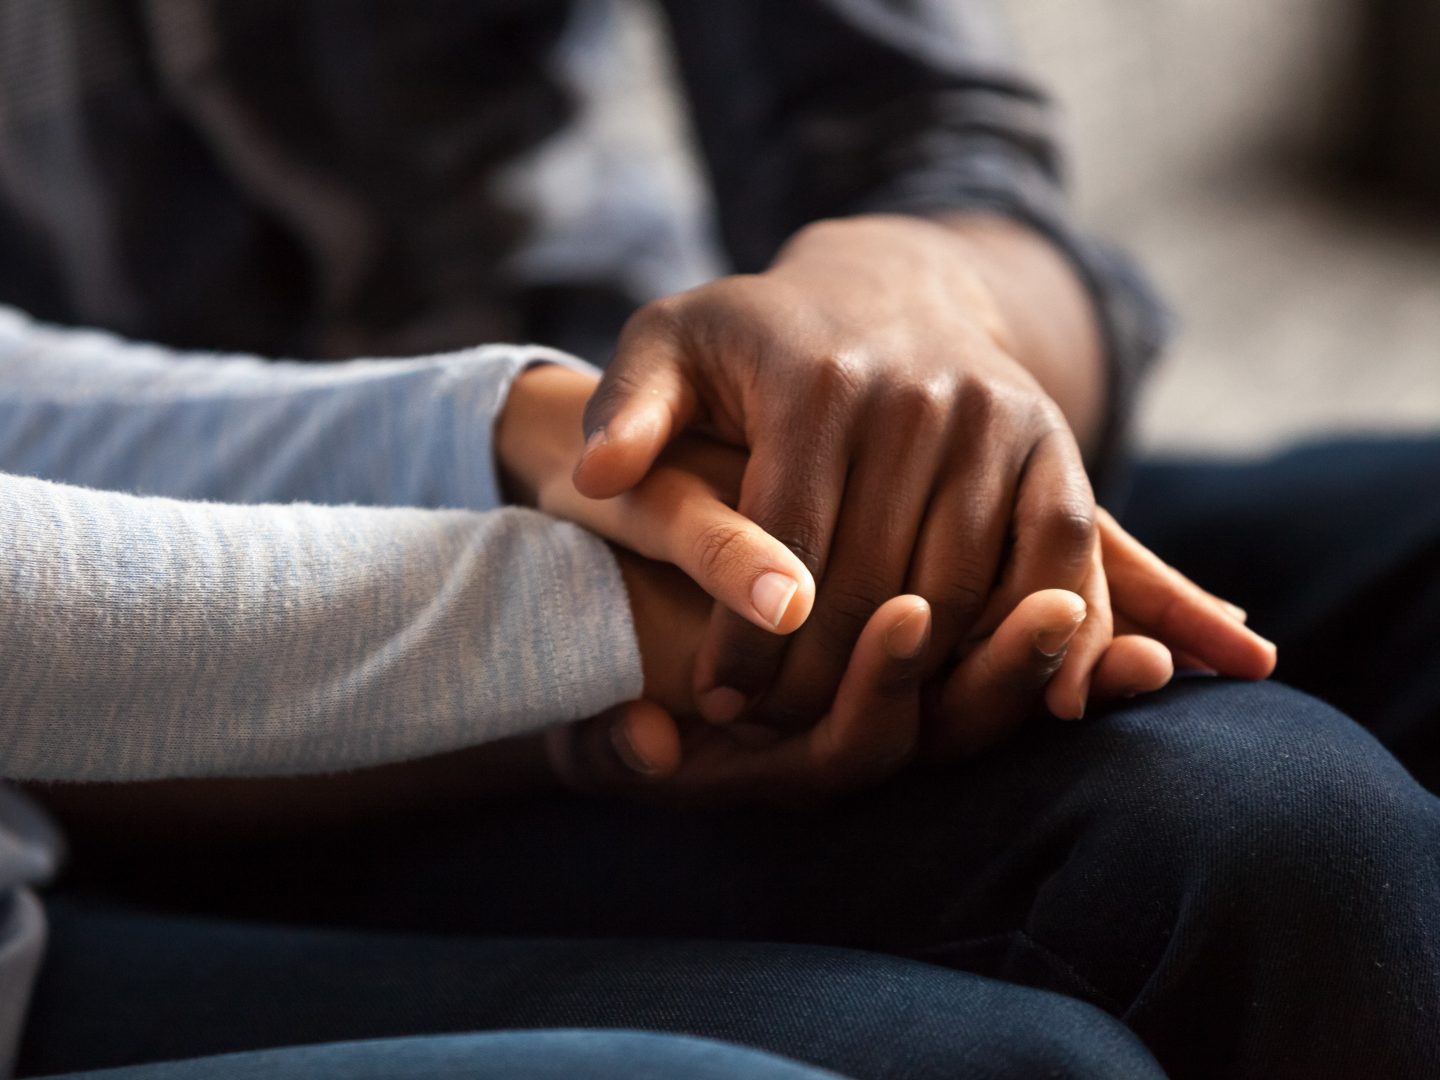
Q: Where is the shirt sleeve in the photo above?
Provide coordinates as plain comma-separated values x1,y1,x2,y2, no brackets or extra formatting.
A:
0,307,645,781
0,473,644,782
0,304,593,512
656,0,1171,489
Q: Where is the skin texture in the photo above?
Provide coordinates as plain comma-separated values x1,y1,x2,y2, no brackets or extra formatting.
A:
498,364,1275,798
33,366,1276,829
23,214,1273,828
571,213,1117,728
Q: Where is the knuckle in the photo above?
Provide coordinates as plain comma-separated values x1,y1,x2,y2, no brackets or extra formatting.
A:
934,580,988,628
752,506,828,576
626,294,683,334
612,297,685,362
957,376,1002,429
690,521,755,583
1042,498,1098,553
885,376,952,430
1031,395,1069,432
915,551,992,620
785,217,849,249
808,351,867,407
814,578,889,651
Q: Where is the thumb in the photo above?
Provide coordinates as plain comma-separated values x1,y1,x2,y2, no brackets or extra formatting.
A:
607,448,817,636
574,330,700,500
930,589,1088,760
545,700,683,793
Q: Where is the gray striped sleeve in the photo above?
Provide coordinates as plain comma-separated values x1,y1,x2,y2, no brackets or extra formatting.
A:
0,473,643,781
0,305,645,781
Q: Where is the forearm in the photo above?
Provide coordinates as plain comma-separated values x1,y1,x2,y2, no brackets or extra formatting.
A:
0,472,642,782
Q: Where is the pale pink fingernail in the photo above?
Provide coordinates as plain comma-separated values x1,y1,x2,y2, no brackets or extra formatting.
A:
699,687,747,724
1222,602,1248,623
751,572,798,630
885,606,931,660
1034,619,1083,659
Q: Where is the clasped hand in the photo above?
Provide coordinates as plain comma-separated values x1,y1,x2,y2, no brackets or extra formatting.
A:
497,216,1275,801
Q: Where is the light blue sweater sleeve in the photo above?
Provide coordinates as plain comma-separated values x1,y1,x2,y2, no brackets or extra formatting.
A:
0,304,593,510
0,307,645,781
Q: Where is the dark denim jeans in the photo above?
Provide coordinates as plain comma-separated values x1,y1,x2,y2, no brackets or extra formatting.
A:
19,438,1440,1080
46,1031,850,1080
24,911,1164,1080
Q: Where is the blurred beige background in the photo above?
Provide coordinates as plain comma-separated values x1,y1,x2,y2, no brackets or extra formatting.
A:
1002,0,1440,455
597,0,1440,456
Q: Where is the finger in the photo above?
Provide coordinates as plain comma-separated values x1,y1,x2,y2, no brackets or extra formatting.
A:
544,700,683,793
573,318,702,499
806,595,931,785
1098,509,1276,679
551,436,816,634
720,596,930,798
1115,612,1210,672
930,589,1087,759
692,431,852,721
761,414,949,726
1033,524,1111,720
1087,634,1175,701
612,459,817,635
906,436,1016,666
986,426,1096,631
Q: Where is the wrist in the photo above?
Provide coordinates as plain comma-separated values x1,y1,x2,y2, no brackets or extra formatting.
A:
495,363,599,506
612,546,705,718
932,212,1107,454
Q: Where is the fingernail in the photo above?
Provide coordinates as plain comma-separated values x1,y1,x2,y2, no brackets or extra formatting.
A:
885,605,931,660
1222,602,1248,623
699,687,748,724
751,571,799,630
581,427,608,459
1034,617,1083,658
609,719,658,775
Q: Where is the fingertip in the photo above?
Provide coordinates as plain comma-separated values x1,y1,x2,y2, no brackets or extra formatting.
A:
1221,601,1249,624
1044,677,1087,722
815,594,928,782
1015,588,1088,634
1211,626,1277,681
766,563,816,635
883,597,932,661
750,570,800,631
573,401,672,498
991,589,1087,663
1090,635,1174,702
1250,636,1279,680
611,701,682,777
698,686,748,725
741,539,817,634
